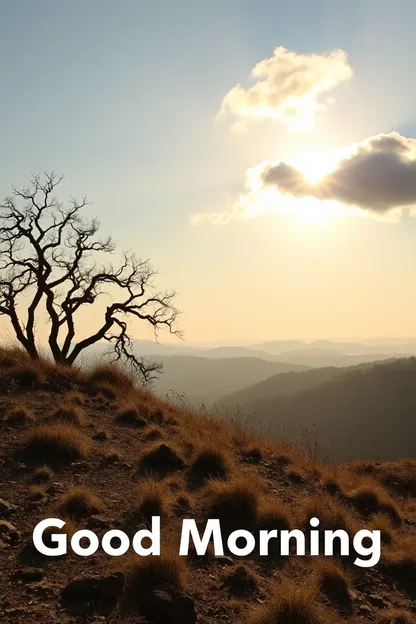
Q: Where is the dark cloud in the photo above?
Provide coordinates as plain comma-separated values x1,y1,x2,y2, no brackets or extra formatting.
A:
261,133,416,213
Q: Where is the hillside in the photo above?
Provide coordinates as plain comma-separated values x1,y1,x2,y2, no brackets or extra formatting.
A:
0,348,415,624
220,366,344,408
222,358,416,461
149,356,307,405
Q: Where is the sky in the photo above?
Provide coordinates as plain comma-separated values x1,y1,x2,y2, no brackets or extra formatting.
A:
1,0,416,345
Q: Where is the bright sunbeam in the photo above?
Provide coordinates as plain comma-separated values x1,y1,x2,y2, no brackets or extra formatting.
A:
288,147,339,184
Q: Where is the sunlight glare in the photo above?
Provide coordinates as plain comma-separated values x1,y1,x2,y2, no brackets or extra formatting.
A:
289,147,339,184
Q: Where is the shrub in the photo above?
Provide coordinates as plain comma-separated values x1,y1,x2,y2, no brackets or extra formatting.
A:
57,487,103,519
66,392,85,406
378,609,416,624
347,484,401,523
7,405,36,425
258,499,292,532
144,426,163,442
122,552,186,613
245,581,335,624
28,485,47,502
46,405,85,427
87,364,135,393
205,476,261,532
7,364,44,389
23,424,90,465
33,466,53,484
133,478,171,523
189,448,230,486
314,560,352,613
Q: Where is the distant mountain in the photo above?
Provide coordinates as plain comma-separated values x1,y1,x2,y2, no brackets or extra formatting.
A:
267,349,404,368
220,357,416,461
198,346,281,361
151,355,307,405
220,366,344,408
251,339,416,357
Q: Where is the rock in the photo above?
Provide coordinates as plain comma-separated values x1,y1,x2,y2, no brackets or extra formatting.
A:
0,499,16,517
13,567,45,582
139,444,184,476
140,583,196,624
60,573,125,616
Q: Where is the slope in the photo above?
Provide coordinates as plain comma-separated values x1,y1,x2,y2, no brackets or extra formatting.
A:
0,348,415,624
224,357,416,461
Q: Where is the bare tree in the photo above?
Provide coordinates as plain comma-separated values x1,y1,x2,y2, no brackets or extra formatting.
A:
0,172,180,382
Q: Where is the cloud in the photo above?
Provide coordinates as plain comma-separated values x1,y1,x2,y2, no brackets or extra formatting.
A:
262,132,416,213
190,133,416,224
217,47,353,131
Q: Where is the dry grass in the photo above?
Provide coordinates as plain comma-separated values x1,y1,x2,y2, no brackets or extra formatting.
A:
132,478,171,523
314,559,352,613
46,404,86,427
243,580,339,624
346,483,401,523
28,485,47,502
222,564,258,596
7,405,36,425
32,465,54,483
115,405,148,427
143,426,163,442
258,498,292,531
381,538,416,588
87,363,136,395
121,551,187,613
204,475,264,532
189,447,231,486
57,486,103,519
6,363,45,388
378,609,416,624
65,392,85,406
23,424,91,464
298,495,358,534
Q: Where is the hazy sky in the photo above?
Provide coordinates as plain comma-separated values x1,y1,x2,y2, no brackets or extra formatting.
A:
1,1,416,344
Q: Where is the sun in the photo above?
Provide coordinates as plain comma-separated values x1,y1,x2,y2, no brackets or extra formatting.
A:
288,147,339,184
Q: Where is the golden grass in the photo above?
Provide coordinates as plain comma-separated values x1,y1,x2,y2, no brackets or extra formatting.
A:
133,477,171,523
7,405,36,425
121,551,187,613
204,475,265,531
23,424,90,464
378,609,416,624
57,486,103,519
32,465,54,483
189,447,231,485
46,404,86,427
243,580,340,624
313,559,352,613
346,482,401,523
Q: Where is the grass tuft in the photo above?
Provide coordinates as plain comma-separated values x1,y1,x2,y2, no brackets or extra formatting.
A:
57,486,103,519
23,424,90,465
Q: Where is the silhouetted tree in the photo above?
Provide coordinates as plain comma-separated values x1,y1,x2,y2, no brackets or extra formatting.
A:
0,172,180,381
